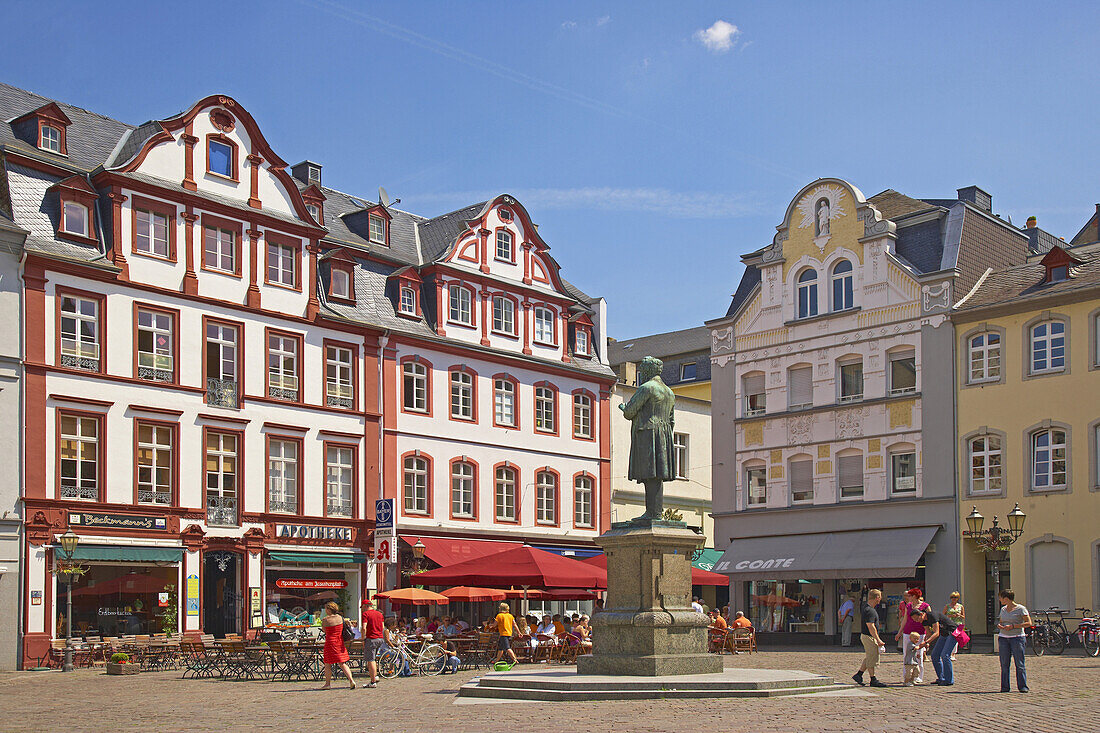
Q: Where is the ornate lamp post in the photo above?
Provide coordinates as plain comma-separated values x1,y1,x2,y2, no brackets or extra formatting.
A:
57,529,80,673
412,539,426,574
962,504,1027,630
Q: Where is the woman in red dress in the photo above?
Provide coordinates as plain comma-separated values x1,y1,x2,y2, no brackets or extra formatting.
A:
320,601,356,690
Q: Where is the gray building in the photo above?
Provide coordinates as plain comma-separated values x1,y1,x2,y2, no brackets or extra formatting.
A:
707,179,1028,643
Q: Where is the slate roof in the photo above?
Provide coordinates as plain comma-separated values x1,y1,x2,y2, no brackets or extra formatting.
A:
6,163,112,266
867,189,938,220
607,326,711,366
954,251,1100,313
0,83,131,171
416,201,487,262
1024,225,1065,254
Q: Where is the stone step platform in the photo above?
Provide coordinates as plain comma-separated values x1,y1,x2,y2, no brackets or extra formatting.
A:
458,666,851,702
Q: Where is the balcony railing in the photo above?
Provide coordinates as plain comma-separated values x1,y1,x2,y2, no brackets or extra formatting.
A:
268,374,298,402
326,498,353,518
207,495,237,526
326,382,353,409
59,483,98,500
137,489,171,505
60,340,100,372
268,498,298,514
206,378,238,408
137,353,173,383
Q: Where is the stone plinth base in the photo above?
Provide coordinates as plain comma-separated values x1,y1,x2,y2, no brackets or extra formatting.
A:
577,522,722,676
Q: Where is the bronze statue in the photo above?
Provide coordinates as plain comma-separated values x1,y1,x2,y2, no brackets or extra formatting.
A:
619,356,676,522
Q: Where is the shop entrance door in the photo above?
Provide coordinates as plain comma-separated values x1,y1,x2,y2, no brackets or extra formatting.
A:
203,551,241,638
985,558,1010,632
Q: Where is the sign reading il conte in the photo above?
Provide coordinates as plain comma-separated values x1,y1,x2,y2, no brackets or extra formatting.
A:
716,557,797,572
275,524,353,541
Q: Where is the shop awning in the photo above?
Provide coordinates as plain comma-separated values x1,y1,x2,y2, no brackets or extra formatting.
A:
403,536,523,567
69,545,184,563
691,548,724,572
528,544,603,559
713,526,938,581
267,551,366,564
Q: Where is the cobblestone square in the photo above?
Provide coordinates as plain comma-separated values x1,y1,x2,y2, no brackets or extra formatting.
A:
2,648,1098,733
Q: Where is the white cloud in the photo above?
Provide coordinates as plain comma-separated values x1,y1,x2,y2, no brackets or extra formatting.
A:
410,187,761,219
694,20,741,53
561,20,577,29
596,15,611,26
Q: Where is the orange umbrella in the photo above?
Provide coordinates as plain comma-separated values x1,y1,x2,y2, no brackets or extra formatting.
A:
751,593,800,607
501,587,547,599
374,588,449,606
440,586,507,602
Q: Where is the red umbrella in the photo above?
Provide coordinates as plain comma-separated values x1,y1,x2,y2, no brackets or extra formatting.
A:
579,554,728,587
500,587,547,599
412,546,606,590
440,586,507,603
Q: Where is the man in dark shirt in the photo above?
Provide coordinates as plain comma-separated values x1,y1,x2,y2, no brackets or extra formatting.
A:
852,589,887,688
912,609,959,686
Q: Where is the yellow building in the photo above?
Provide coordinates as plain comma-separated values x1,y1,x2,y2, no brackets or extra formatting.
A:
952,239,1100,634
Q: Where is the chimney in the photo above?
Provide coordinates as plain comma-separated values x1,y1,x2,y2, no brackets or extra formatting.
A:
1026,216,1037,230
291,160,322,186
957,186,992,213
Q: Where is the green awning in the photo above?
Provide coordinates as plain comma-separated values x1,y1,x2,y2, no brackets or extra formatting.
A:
267,551,366,564
70,546,184,563
692,548,724,572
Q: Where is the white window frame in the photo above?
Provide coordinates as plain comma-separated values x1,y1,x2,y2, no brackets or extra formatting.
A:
403,456,429,514
136,308,173,380
790,458,814,504
495,230,514,261
1030,321,1066,374
573,475,593,528
451,461,475,518
492,296,515,334
533,307,555,344
306,203,320,222
575,329,589,356
205,431,238,526
208,139,234,177
968,332,1001,383
743,373,766,416
206,323,237,382
450,370,474,420
62,201,87,236
573,393,593,439
40,124,62,153
831,259,854,311
330,268,352,299
797,269,818,319
968,435,1003,496
267,334,299,398
266,240,297,287
267,439,298,514
745,465,767,507
536,471,557,525
787,365,813,410
535,386,556,433
203,226,236,273
680,363,697,381
368,214,386,244
402,362,428,412
59,414,98,501
837,452,864,500
325,345,354,406
493,378,515,427
889,353,917,395
136,423,173,506
59,295,100,369
838,360,863,403
449,284,473,325
495,466,517,521
399,286,416,314
1031,428,1067,491
325,446,354,518
890,452,917,495
673,433,689,480
134,208,169,257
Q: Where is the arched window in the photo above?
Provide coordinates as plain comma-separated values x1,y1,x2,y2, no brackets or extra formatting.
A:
1030,321,1066,374
831,260,853,311
402,360,429,413
744,461,767,506
534,306,556,344
403,455,430,514
534,384,557,433
1031,428,1067,491
837,449,864,499
495,465,517,521
448,284,473,325
796,269,818,319
495,230,514,261
573,474,593,527
451,460,476,518
968,332,1001,383
572,392,593,439
62,201,88,236
968,435,1002,495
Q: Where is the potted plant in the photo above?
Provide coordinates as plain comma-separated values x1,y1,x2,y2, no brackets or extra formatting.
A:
106,652,139,675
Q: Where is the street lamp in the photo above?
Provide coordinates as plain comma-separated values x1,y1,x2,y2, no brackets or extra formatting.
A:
57,530,80,673
961,504,1026,634
412,539,426,573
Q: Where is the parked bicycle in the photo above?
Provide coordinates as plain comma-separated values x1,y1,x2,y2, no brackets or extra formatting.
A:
1027,610,1057,656
378,636,446,678
1074,609,1100,657
1028,608,1100,656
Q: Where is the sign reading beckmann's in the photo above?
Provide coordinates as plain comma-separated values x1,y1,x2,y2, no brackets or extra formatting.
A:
275,524,353,542
715,557,796,572
69,513,168,531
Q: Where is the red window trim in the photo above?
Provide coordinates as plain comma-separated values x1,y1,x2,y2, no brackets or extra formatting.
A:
533,380,560,436
400,450,433,518
399,355,433,417
201,314,245,408
447,365,479,424
264,433,304,516
446,282,477,329
572,324,593,357
327,263,356,303
38,120,68,155
55,408,106,503
530,253,552,285
491,372,520,430
492,461,521,525
263,231,304,292
55,187,98,246
492,226,517,264
199,212,244,277
129,194,179,263
571,471,596,528
323,440,359,519
571,388,597,441
264,327,305,406
205,133,240,182
132,418,180,508
55,286,107,376
396,284,420,319
534,466,561,527
448,456,480,522
367,213,389,246
202,425,245,525
132,301,180,386
489,292,520,339
322,338,359,412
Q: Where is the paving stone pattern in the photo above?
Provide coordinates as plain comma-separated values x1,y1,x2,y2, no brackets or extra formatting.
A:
1,648,1098,732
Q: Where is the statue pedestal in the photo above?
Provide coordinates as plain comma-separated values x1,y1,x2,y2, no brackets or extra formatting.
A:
578,522,722,676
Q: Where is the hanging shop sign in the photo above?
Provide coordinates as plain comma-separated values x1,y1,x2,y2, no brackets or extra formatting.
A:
185,573,200,617
374,531,397,564
69,512,168,531
274,578,349,590
275,524,353,542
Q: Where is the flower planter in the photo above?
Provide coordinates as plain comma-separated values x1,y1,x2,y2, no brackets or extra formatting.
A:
106,662,139,675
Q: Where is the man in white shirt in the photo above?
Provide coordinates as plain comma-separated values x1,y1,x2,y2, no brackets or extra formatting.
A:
536,614,556,636
691,597,705,614
838,595,856,647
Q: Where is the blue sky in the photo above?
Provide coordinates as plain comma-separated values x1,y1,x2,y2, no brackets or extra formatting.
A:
6,2,1098,337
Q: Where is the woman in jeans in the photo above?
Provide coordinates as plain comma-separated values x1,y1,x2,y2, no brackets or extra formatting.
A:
896,588,931,683
996,589,1031,693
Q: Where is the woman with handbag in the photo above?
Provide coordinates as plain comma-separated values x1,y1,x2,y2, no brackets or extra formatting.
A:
319,601,356,690
912,608,962,686
943,592,966,659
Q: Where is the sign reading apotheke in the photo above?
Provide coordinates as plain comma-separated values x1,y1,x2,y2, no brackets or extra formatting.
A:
69,512,168,531
275,524,354,542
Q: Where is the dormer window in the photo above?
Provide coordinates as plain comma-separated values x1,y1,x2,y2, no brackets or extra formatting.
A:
306,204,321,223
1039,245,1083,284
1049,265,1068,282
40,124,62,154
495,230,514,262
207,137,235,179
330,268,353,300
62,201,88,237
399,286,416,315
307,165,322,183
368,215,386,244
575,329,589,356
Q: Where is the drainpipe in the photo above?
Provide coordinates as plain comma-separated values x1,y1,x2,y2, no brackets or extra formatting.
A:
15,247,27,669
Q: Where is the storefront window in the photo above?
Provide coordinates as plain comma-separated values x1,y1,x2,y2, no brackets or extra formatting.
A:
264,569,358,629
57,565,177,636
747,580,823,632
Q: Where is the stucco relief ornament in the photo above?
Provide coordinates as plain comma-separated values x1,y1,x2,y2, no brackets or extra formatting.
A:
711,327,734,353
787,413,814,446
922,282,952,313
209,108,235,133
836,408,864,438
797,185,845,252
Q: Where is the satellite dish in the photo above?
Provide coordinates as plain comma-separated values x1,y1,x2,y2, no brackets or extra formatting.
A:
379,187,390,208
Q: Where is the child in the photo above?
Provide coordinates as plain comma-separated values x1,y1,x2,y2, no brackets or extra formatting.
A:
491,602,519,668
903,631,921,686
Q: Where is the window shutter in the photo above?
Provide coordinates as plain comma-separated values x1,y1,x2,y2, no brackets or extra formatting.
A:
838,454,863,488
788,367,813,407
744,374,765,396
790,459,812,490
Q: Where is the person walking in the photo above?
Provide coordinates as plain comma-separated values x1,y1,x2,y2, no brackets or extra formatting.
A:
491,602,519,668
852,589,888,688
943,592,965,660
911,608,959,686
360,598,384,689
319,601,356,690
838,594,856,647
996,589,1031,693
896,588,931,683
